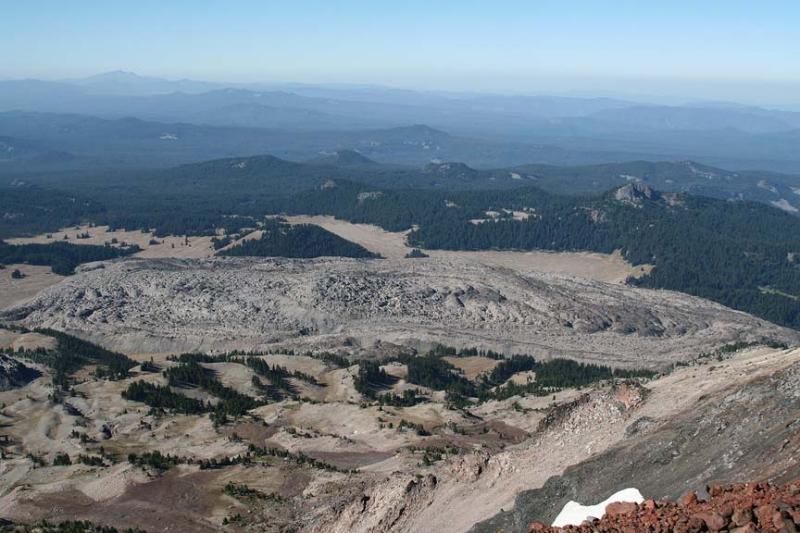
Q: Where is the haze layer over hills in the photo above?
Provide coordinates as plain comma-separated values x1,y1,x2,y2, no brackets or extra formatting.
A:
3,69,800,532
1,72,800,172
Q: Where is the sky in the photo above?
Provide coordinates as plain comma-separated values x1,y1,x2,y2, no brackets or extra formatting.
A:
2,0,799,103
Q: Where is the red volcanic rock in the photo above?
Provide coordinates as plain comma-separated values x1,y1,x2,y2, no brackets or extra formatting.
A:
605,501,638,517
528,480,800,532
694,511,726,531
731,507,753,526
680,490,699,507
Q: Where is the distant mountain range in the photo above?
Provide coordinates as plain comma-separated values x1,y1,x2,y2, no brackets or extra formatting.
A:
148,154,800,213
0,111,639,170
1,72,800,173
4,137,798,215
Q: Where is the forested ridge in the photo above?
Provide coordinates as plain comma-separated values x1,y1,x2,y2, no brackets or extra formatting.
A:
270,182,800,329
220,219,377,259
5,157,800,328
0,240,140,275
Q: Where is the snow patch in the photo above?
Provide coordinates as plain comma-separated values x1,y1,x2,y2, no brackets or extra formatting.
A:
552,488,644,528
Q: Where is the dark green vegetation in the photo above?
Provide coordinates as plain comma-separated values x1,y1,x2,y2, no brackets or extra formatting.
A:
124,444,351,475
0,186,107,239
169,352,321,397
274,180,800,329
126,450,253,472
247,444,353,473
220,219,377,259
350,347,653,407
5,151,800,329
0,240,139,275
353,361,427,406
244,357,308,398
122,381,207,414
127,450,187,471
2,519,146,533
405,248,429,258
223,482,283,502
6,329,137,390
123,360,262,423
164,361,261,422
121,354,326,422
511,160,800,202
399,352,651,405
353,360,397,398
52,452,72,466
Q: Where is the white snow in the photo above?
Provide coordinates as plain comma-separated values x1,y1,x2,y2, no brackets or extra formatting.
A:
552,488,644,527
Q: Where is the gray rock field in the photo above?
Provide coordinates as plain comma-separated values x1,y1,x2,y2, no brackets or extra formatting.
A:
4,256,796,368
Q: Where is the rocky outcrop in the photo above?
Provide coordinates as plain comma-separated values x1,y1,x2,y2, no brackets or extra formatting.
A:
423,162,480,181
3,257,796,366
614,182,657,206
0,353,40,390
529,480,800,532
613,182,684,208
471,361,800,532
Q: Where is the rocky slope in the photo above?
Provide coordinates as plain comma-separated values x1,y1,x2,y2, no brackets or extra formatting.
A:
528,480,800,532
313,347,800,533
472,352,800,532
0,354,40,391
3,257,797,366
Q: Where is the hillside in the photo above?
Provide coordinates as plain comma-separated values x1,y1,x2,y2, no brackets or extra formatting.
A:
219,220,378,259
4,256,794,360
307,149,378,167
512,159,800,212
5,154,800,329
269,180,800,329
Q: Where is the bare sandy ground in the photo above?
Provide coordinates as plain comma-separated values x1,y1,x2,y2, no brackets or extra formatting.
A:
1,339,795,531
283,215,650,283
0,331,57,351
283,216,411,260
319,345,800,533
2,225,214,309
443,356,500,380
7,224,216,260
2,217,648,317
0,264,65,310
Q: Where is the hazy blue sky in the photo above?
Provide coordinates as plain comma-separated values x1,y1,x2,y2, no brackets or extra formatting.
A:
3,1,799,102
